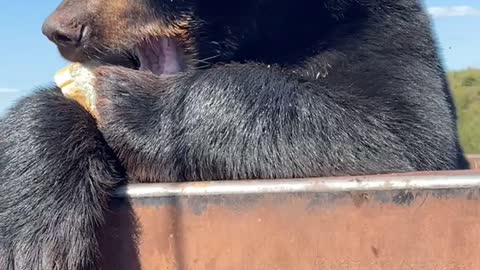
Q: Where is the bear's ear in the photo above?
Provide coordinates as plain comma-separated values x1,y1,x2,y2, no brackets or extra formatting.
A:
321,0,364,20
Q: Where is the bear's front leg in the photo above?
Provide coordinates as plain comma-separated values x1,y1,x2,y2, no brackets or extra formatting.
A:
0,88,126,270
61,65,178,182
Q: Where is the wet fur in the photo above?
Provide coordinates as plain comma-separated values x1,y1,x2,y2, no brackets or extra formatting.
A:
0,0,469,268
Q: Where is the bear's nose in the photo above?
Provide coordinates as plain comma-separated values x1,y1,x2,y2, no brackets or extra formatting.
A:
42,14,86,48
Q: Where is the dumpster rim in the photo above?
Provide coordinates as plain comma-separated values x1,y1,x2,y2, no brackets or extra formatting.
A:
114,170,480,198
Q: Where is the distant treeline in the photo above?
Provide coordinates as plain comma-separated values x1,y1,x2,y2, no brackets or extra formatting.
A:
449,69,480,154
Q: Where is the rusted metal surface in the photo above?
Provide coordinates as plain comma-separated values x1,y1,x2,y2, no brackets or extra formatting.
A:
469,155,480,169
101,170,480,270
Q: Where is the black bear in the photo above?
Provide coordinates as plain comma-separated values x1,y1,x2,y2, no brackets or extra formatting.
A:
0,0,469,268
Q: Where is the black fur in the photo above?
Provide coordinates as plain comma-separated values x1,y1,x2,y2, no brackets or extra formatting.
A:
0,0,469,268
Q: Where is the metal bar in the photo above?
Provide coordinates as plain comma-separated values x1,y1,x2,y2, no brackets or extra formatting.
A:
114,170,480,198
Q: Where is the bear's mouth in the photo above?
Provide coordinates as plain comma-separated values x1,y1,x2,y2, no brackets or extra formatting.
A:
60,37,186,76
128,37,185,76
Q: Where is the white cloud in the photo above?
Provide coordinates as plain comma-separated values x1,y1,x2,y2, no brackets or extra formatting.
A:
0,88,20,93
428,6,480,18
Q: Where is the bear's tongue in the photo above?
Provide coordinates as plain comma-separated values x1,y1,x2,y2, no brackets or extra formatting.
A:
135,38,182,76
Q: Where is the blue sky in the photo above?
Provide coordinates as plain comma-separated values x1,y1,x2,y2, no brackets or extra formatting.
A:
0,0,479,114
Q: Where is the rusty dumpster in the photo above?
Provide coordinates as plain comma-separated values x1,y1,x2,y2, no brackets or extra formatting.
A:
100,164,480,270
469,155,480,169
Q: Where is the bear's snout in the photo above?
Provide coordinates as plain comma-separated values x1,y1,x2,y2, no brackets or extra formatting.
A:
42,12,87,49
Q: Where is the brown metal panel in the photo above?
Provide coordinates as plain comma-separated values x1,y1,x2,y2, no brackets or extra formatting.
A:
469,155,480,169
100,170,480,270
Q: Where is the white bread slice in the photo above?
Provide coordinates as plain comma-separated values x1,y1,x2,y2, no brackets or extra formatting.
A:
54,62,99,119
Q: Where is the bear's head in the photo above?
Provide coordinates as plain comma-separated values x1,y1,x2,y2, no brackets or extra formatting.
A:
42,0,363,75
